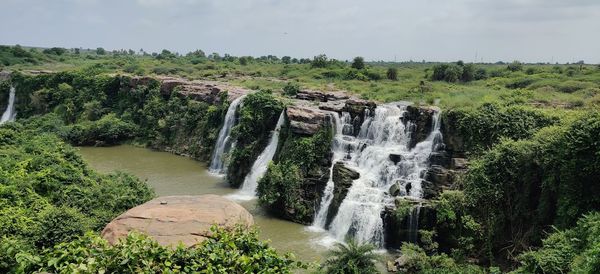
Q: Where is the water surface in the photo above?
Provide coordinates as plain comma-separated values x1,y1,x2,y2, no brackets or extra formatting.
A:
79,145,328,263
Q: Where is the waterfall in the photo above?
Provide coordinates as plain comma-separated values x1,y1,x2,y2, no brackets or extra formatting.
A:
311,111,353,230
0,86,16,124
324,104,443,246
230,111,285,200
407,206,421,244
209,95,246,175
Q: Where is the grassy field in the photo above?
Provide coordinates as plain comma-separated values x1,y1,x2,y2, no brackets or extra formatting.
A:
2,45,599,111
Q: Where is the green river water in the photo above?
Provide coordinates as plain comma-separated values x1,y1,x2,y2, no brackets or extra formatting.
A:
78,145,330,264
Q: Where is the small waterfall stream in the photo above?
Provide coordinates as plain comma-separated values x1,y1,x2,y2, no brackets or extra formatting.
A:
230,111,286,200
311,112,352,230
1,86,16,124
322,104,443,246
209,95,246,174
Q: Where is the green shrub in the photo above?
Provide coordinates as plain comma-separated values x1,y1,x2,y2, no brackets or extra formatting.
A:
321,240,379,274
387,67,398,80
35,206,89,248
283,82,300,97
66,113,137,145
36,227,302,274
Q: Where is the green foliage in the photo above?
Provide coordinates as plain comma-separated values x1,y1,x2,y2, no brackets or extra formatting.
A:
516,213,600,274
14,226,302,274
351,56,365,69
227,90,283,187
321,240,379,274
446,103,558,153
258,127,332,223
311,54,329,68
395,243,485,274
35,206,89,248
387,67,398,80
282,81,300,97
464,111,600,260
431,62,478,83
507,61,523,72
66,113,137,145
0,124,154,272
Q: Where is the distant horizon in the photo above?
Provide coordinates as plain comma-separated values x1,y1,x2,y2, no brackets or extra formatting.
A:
2,0,599,64
2,43,597,65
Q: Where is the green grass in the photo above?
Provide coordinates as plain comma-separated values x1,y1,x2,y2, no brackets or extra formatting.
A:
2,45,599,111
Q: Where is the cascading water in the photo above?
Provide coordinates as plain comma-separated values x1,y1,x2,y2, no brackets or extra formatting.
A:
311,111,354,230
324,104,443,246
0,86,16,124
231,111,286,200
209,95,246,174
407,206,421,243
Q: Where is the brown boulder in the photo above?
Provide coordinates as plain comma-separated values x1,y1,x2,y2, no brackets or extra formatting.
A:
286,105,329,135
101,195,253,247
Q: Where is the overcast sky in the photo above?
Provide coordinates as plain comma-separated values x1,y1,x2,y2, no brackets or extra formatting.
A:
1,0,599,63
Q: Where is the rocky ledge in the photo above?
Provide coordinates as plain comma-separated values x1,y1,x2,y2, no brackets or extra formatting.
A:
286,105,330,135
101,195,253,247
128,76,250,104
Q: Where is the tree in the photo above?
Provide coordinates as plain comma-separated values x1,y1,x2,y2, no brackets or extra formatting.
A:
187,49,206,58
351,56,365,69
321,240,379,274
282,56,291,64
386,67,398,80
96,47,106,55
460,63,475,82
311,54,329,68
507,60,523,72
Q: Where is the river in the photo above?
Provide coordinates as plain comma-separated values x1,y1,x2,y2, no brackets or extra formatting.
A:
78,145,330,264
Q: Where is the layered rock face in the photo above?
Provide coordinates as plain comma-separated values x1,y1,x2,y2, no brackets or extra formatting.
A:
127,76,250,104
286,105,330,135
102,195,253,247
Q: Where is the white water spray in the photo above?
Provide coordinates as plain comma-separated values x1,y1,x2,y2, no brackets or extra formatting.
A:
311,112,355,230
209,95,246,174
324,104,443,246
0,86,16,124
230,111,286,200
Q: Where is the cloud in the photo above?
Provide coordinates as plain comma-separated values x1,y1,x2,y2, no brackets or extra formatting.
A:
0,0,599,62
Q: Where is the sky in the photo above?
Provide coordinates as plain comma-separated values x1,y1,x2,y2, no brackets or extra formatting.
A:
1,0,599,63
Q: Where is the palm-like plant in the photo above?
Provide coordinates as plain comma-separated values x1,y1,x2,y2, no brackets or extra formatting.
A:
321,240,380,274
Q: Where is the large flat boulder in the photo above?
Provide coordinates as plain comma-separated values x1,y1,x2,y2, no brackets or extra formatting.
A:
101,195,253,247
286,105,329,135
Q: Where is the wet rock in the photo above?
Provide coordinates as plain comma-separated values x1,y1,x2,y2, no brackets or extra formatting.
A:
440,113,466,158
451,158,468,169
429,151,451,167
101,195,253,247
382,198,436,249
404,105,437,149
389,153,403,165
286,105,329,135
325,162,360,227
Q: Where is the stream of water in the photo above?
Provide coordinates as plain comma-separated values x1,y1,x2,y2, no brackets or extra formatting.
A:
0,86,16,124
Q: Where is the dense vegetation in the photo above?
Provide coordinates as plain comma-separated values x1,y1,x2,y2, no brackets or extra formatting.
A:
227,90,284,187
258,125,333,224
7,71,228,160
0,121,154,272
2,45,600,273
